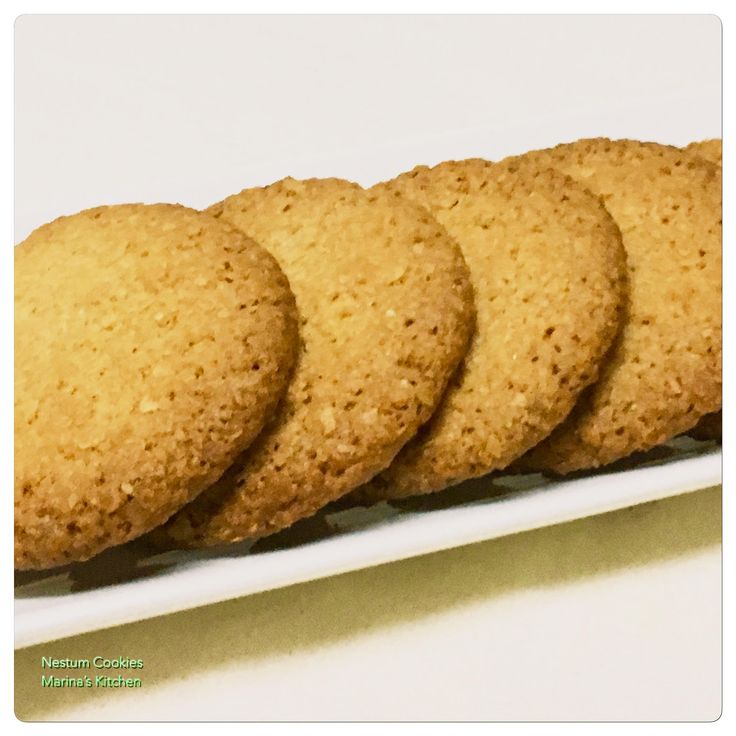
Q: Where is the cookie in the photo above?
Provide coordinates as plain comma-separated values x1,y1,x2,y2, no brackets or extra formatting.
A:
155,177,475,547
515,138,722,473
351,157,627,500
15,204,298,570
683,139,722,441
684,138,722,166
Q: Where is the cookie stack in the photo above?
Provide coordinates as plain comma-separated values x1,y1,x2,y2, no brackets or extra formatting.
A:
14,138,722,570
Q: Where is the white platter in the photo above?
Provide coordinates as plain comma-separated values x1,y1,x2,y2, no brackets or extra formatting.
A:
15,438,721,649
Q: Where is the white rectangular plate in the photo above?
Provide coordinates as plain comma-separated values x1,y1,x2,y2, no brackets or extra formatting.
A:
15,438,721,648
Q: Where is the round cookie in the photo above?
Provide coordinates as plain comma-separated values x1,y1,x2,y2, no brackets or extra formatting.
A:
155,177,475,547
684,138,722,166
683,139,722,441
514,138,722,473
15,204,298,570
352,157,627,500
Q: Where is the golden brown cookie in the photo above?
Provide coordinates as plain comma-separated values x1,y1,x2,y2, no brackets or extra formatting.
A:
684,138,722,166
15,204,298,570
683,138,722,441
155,177,475,546
351,157,626,500
515,139,722,473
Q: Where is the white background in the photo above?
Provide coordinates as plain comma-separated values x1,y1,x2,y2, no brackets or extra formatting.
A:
13,14,722,722
15,15,721,240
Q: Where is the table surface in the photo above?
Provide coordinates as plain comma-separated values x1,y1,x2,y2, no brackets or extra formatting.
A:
15,486,721,721
13,15,722,722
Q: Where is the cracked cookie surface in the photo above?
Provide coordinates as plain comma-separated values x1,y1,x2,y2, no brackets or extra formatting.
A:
15,203,298,569
352,157,626,499
515,139,722,472
156,177,475,546
682,138,722,442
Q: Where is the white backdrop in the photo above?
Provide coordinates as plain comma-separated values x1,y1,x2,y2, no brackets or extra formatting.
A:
15,14,721,241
